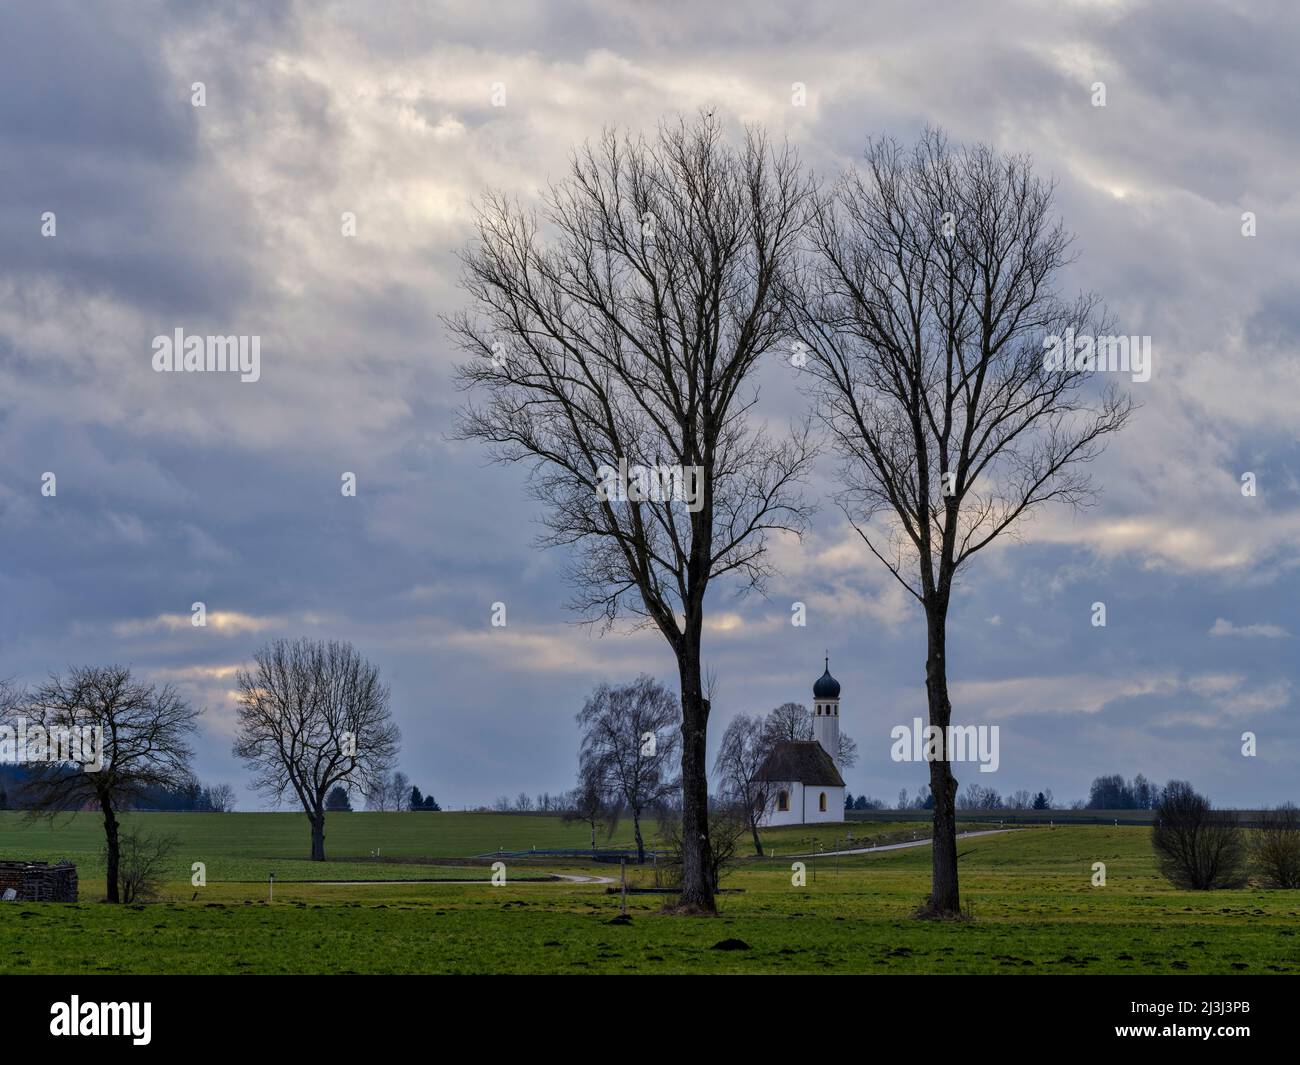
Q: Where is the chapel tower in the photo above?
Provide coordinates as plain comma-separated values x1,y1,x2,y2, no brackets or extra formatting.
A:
812,654,841,767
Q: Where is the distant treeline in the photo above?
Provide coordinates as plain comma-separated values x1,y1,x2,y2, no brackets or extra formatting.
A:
848,774,1205,813
0,765,235,812
848,785,1055,812
1082,773,1161,810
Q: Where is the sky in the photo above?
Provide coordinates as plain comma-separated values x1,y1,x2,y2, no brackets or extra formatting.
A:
1,0,1297,810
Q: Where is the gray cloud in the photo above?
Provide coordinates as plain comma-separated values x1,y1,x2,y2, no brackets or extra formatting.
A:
1,0,1296,808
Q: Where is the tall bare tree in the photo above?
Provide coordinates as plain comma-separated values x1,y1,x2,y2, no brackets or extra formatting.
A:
449,114,816,912
788,129,1134,916
15,666,198,903
232,638,399,861
712,712,775,855
577,675,680,863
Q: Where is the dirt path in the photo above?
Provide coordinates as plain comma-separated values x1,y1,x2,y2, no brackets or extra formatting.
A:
291,834,1016,884
789,827,1015,858
300,872,617,886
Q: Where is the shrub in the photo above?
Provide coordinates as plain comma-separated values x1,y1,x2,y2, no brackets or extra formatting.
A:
115,828,179,904
1152,782,1245,890
1251,803,1300,889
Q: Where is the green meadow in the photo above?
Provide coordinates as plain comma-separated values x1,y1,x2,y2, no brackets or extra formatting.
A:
1,812,1297,974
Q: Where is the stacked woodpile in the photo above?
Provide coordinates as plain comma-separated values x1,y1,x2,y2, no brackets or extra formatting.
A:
0,860,78,902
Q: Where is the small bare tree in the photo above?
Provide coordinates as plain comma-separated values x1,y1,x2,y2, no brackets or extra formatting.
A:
449,114,816,912
116,826,178,904
958,782,1002,810
232,638,399,861
207,783,237,813
0,678,20,718
787,129,1134,916
659,801,750,893
14,666,198,903
761,701,808,745
713,713,775,855
1152,781,1246,890
577,675,680,863
365,770,409,812
759,700,858,768
388,771,409,811
563,774,612,855
1251,803,1300,889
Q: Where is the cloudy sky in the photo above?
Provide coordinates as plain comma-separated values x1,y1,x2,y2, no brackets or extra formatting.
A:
1,0,1297,810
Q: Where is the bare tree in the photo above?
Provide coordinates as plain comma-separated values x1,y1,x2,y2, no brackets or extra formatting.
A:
391,771,410,811
232,638,399,861
659,800,750,893
761,702,807,744
1152,781,1246,890
365,769,409,812
759,701,858,768
116,827,178,904
712,713,775,855
449,114,816,912
563,774,611,855
13,666,198,903
0,678,21,811
577,675,680,863
958,782,1002,810
364,777,386,811
207,783,237,813
787,129,1134,916
1251,803,1300,889
0,677,20,718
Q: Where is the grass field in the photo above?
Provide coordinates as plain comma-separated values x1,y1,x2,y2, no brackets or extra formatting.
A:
2,811,1298,974
0,810,961,880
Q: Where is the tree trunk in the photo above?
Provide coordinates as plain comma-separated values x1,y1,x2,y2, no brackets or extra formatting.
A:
750,815,764,858
924,605,960,916
632,809,645,864
676,632,715,913
310,811,326,861
102,796,120,904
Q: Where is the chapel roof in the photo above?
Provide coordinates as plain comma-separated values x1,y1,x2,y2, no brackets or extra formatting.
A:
755,739,844,787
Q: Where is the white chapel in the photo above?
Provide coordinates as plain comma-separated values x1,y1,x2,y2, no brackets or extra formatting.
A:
755,658,846,826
